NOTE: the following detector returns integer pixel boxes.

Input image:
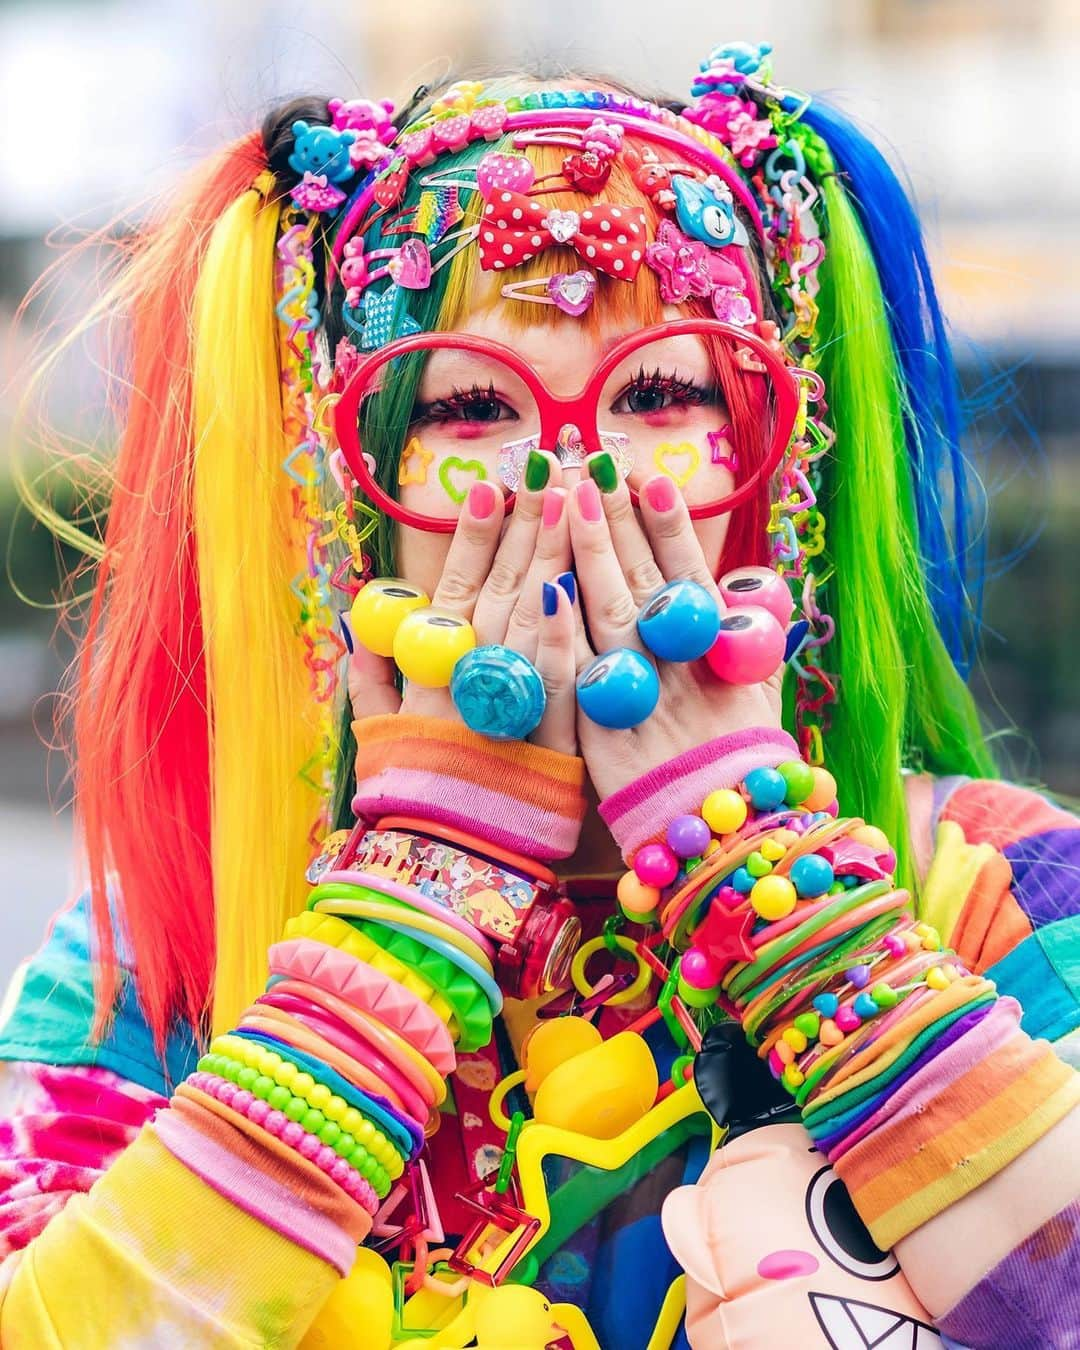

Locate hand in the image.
[564,465,786,800]
[347,460,579,755]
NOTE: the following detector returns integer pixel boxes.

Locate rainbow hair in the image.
[18,69,1002,1047]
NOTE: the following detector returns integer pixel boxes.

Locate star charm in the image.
[692,895,756,967]
[398,435,434,486]
[358,283,421,351]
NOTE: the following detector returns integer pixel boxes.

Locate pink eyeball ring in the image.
[718,566,794,629]
[705,606,786,685]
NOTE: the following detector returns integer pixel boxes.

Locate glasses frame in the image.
[334,317,801,534]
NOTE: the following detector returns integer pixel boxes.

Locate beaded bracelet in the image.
[187,1071,383,1211]
[209,1034,410,1169]
[199,1051,401,1187]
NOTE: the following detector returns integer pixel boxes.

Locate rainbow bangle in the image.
[187,1072,382,1211]
[209,1034,409,1171]
[198,1053,401,1189]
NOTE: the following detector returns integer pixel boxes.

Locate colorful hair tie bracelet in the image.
[308,883,495,975]
[207,1038,407,1172]
[267,937,456,1074]
[240,1006,432,1125]
[320,866,496,959]
[188,1071,385,1209]
[222,1029,422,1159]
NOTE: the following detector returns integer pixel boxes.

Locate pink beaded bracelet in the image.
[188,1071,381,1214]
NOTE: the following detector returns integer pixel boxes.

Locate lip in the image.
[808,1293,944,1349]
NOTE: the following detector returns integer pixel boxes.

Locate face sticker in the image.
[653,440,701,488]
[398,435,434,486]
[707,425,739,473]
[438,455,489,504]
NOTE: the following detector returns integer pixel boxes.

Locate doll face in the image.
[393,300,734,601]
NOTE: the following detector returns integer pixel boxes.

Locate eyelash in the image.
[412,382,514,425]
[612,366,717,410]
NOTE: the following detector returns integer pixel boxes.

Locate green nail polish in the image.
[524,450,550,492]
[587,451,619,494]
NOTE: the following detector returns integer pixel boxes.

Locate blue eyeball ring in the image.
[637,579,722,663]
[576,648,660,729]
[450,644,547,741]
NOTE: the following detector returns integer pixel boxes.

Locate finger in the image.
[504,485,572,660]
[347,641,402,720]
[637,473,723,596]
[567,476,641,653]
[473,451,562,646]
[430,480,506,619]
[532,578,577,755]
[583,451,664,606]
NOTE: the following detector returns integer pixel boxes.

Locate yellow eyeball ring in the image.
[393,606,477,687]
[570,935,653,1008]
[350,578,430,657]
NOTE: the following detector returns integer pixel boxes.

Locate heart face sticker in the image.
[388,239,432,289]
[654,441,701,489]
[438,456,489,504]
[547,269,596,317]
[477,151,535,197]
[543,208,580,244]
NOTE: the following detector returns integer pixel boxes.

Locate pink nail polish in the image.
[542,487,566,529]
[575,478,603,523]
[645,476,677,512]
[468,481,497,519]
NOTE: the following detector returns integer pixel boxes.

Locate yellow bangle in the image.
[571,935,652,1007]
[311,896,494,976]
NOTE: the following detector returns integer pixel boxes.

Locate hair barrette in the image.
[341,226,478,305]
[511,117,625,158]
[499,269,597,316]
[378,187,466,245]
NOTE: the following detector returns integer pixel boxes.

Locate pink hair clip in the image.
[512,117,625,159]
[499,268,597,316]
[340,227,478,305]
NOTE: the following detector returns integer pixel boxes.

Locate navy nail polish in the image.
[542,581,559,617]
[784,619,810,662]
[556,570,576,605]
[338,610,355,654]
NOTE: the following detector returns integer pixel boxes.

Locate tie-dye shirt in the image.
[0,769,1077,1346]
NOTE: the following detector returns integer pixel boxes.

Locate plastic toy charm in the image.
[350,578,430,657]
[637,579,722,663]
[671,173,749,248]
[718,565,794,628]
[393,608,477,687]
[705,607,786,684]
[576,648,660,728]
[450,645,547,740]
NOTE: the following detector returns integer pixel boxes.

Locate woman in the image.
[1,42,1077,1348]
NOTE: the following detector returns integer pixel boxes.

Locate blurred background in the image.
[2,0,1078,983]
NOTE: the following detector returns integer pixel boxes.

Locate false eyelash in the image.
[414,381,503,420]
[628,365,713,402]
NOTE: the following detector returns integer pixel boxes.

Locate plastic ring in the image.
[487,1069,528,1132]
[570,935,652,1007]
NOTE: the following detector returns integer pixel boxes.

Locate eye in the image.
[805,1166,900,1281]
[610,366,720,416]
[413,383,519,427]
[701,204,736,244]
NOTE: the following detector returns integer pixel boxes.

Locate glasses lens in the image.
[356,340,542,526]
[595,328,780,512]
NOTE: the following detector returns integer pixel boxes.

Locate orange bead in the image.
[803,767,838,812]
[616,871,661,917]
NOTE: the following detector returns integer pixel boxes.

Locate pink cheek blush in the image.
[757,1249,820,1281]
[453,425,484,440]
[642,411,673,428]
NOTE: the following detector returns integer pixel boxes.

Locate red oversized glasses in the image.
[334,317,800,534]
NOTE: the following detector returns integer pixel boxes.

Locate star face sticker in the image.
[693,895,756,967]
[358,283,421,352]
[398,435,434,486]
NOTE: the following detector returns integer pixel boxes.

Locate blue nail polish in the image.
[338,610,355,654]
[542,581,559,617]
[556,570,576,605]
[784,619,810,662]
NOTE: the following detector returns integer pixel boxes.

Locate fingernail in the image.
[644,475,677,512]
[541,487,565,529]
[525,449,550,492]
[468,480,497,519]
[542,581,559,617]
[556,570,576,605]
[587,451,618,494]
[575,478,603,523]
[784,619,811,662]
[338,610,354,655]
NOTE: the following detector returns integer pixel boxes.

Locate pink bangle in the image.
[267,937,456,1075]
[256,989,437,1107]
[188,1072,381,1214]
[322,867,496,960]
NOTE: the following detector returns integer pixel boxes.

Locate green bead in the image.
[252,1075,275,1099]
[318,1122,341,1148]
[778,759,816,806]
[505,96,523,112]
[372,1167,390,1195]
[197,1054,213,1073]
[333,1133,356,1159]
[348,1146,369,1171]
[746,851,773,878]
[678,977,719,1009]
[237,1066,258,1090]
[793,1012,821,1039]
[360,1155,379,1181]
[828,881,846,895]
[223,1059,241,1082]
[284,1097,307,1122]
[300,1109,326,1135]
[268,1084,291,1111]
[871,982,899,1009]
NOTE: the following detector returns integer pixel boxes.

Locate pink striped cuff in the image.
[154,1110,358,1276]
[598,727,800,862]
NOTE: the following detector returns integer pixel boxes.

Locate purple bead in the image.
[667,813,712,859]
[845,964,870,989]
